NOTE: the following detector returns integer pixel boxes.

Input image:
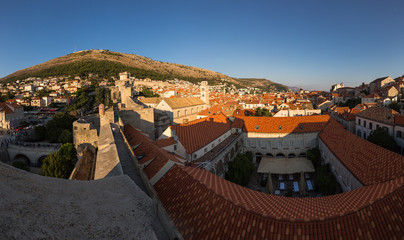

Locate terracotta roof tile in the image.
[171,113,232,154]
[123,124,183,180]
[154,137,176,147]
[319,119,404,185]
[240,115,330,133]
[356,107,398,125]
[154,165,404,239]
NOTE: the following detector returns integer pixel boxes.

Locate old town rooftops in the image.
[239,115,330,133]
[171,113,232,154]
[319,119,404,185]
[154,165,404,239]
[356,107,399,125]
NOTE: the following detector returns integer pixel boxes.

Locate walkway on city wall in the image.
[0,162,166,239]
[257,157,315,174]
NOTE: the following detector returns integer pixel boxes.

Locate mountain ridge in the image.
[0,49,290,92]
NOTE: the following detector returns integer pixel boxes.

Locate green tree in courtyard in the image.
[225,153,254,186]
[46,112,76,143]
[315,164,337,196]
[58,129,73,144]
[367,127,400,153]
[307,148,321,167]
[41,143,77,179]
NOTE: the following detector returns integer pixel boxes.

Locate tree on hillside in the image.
[367,127,400,153]
[225,153,254,186]
[41,143,78,179]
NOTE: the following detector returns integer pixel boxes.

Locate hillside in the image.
[1,49,289,92]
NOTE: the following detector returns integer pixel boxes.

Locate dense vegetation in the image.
[41,143,78,179]
[337,98,361,108]
[236,78,290,92]
[45,112,76,143]
[225,152,254,186]
[95,87,112,107]
[367,127,400,153]
[140,88,160,98]
[307,148,321,168]
[4,60,222,85]
[254,107,273,117]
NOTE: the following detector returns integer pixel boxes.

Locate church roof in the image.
[163,97,206,109]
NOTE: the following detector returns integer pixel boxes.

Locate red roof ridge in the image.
[156,165,404,232]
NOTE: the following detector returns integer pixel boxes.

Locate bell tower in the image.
[200,81,209,105]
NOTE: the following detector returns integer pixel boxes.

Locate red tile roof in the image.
[319,119,404,185]
[155,165,404,239]
[171,113,232,154]
[240,115,330,133]
[154,137,176,147]
[123,124,184,180]
[356,107,398,125]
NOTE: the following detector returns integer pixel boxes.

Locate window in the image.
[369,122,373,129]
[247,140,250,147]
[376,124,379,129]
[257,140,261,148]
[301,141,304,148]
[184,110,187,116]
[174,145,177,151]
[177,111,180,118]
[219,138,221,143]
[290,141,293,149]
[204,148,208,153]
[197,107,199,112]
[212,143,215,148]
[363,120,366,128]
[382,126,388,132]
[74,126,78,130]
[266,141,271,149]
[191,108,193,114]
[358,119,361,125]
[279,141,282,149]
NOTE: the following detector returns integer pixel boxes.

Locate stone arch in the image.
[37,155,48,168]
[224,153,230,164]
[276,153,286,158]
[255,152,263,163]
[216,160,223,174]
[288,153,296,158]
[299,152,307,157]
[265,153,273,157]
[13,154,31,167]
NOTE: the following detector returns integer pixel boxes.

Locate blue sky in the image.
[1,0,403,90]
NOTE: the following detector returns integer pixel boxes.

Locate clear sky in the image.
[1,0,403,90]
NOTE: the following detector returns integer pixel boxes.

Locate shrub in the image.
[315,164,337,196]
